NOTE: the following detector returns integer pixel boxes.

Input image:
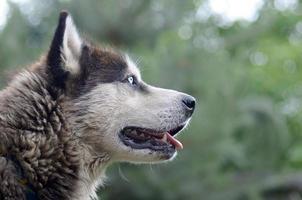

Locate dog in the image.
[0,11,195,200]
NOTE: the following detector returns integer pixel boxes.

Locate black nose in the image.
[182,95,196,113]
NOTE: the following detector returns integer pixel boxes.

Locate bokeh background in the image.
[1,0,302,199]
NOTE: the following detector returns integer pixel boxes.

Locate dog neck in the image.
[66,103,112,200]
[75,145,111,200]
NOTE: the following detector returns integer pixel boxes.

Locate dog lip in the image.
[119,124,186,152]
[119,131,175,152]
[121,123,186,137]
[168,124,186,136]
[121,126,165,138]
[119,127,173,151]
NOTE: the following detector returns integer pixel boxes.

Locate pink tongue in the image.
[166,133,183,150]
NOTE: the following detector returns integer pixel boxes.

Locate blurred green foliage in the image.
[1,0,302,199]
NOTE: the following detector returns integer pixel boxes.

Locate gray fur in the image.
[0,11,195,199]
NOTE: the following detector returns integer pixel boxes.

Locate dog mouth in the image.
[119,125,185,152]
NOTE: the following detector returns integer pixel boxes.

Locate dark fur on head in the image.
[70,45,128,97]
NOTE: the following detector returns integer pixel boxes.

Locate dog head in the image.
[46,11,195,163]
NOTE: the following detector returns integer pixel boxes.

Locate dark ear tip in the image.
[59,10,69,20]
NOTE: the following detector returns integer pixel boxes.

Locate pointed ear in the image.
[47,11,82,76]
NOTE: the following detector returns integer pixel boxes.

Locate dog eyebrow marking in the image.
[125,55,141,81]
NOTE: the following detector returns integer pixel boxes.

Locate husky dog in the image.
[0,11,195,200]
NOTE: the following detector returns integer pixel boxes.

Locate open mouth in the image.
[119,125,185,152]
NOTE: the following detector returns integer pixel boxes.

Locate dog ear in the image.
[47,11,82,80]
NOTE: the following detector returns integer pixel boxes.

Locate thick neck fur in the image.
[0,67,110,200]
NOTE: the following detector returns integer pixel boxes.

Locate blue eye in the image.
[128,76,134,85]
[124,75,138,87]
